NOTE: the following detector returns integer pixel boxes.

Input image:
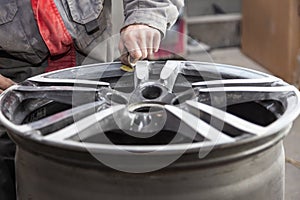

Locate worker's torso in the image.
[0,0,112,82]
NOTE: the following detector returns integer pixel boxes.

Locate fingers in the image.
[118,40,131,66]
[127,39,142,62]
[119,39,140,66]
[147,33,154,56]
[0,74,15,93]
[139,32,147,59]
[153,31,160,53]
[119,24,161,65]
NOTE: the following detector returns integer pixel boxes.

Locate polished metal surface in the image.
[0,61,299,150]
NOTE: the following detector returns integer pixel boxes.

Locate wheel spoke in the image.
[160,61,184,92]
[265,94,300,134]
[25,101,109,136]
[28,76,110,87]
[186,100,266,135]
[134,61,150,88]
[44,105,125,141]
[197,85,295,106]
[44,62,125,80]
[13,85,102,106]
[192,77,281,87]
[165,105,234,143]
[183,61,273,80]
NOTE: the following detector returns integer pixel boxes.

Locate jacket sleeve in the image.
[122,0,184,36]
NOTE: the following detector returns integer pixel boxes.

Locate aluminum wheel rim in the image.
[0,61,299,154]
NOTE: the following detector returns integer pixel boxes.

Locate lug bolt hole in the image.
[142,86,162,100]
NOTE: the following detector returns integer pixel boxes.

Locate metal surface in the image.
[0,61,299,199]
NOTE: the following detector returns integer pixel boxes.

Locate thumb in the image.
[0,74,15,91]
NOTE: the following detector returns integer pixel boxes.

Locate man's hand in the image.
[119,24,161,66]
[0,74,15,93]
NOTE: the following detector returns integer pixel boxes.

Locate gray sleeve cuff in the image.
[121,0,183,37]
[122,10,168,36]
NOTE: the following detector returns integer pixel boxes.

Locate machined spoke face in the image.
[25,101,109,136]
[13,85,103,106]
[39,62,126,80]
[185,101,266,135]
[44,105,125,141]
[196,85,295,106]
[160,60,184,92]
[1,61,299,150]
[192,77,281,87]
[198,85,295,92]
[28,76,110,87]
[165,105,235,144]
[134,61,150,87]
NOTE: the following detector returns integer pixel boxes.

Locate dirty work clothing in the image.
[0,0,183,68]
[0,0,183,199]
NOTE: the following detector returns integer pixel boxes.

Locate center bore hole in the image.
[134,106,163,113]
[142,86,162,100]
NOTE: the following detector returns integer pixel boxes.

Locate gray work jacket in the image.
[0,0,183,82]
